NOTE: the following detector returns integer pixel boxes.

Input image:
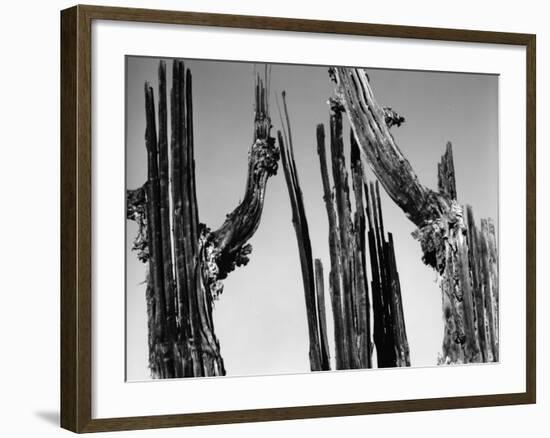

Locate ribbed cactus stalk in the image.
[332,67,498,364]
[127,60,279,378]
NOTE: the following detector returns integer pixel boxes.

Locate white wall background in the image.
[0,0,545,436]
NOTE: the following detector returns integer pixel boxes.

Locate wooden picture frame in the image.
[60,4,536,433]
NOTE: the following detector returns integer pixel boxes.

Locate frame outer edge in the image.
[60,5,79,433]
[60,4,537,432]
[76,4,534,45]
[61,4,94,433]
[77,3,94,433]
[525,34,536,404]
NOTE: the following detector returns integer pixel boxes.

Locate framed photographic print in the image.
[60,4,536,433]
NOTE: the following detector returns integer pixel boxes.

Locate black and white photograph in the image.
[125,56,499,381]
[1,0,543,435]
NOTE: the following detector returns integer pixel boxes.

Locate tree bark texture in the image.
[332,67,499,364]
[127,60,279,378]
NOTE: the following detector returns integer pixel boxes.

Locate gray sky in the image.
[125,56,498,381]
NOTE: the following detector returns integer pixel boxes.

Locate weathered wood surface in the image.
[350,133,372,369]
[331,68,448,228]
[465,210,499,363]
[332,67,499,364]
[278,91,407,371]
[208,74,279,285]
[316,123,346,370]
[157,62,178,364]
[144,79,171,377]
[314,104,408,370]
[278,91,328,371]
[127,60,279,378]
[315,259,331,371]
[366,181,410,367]
[168,60,194,376]
[329,107,356,368]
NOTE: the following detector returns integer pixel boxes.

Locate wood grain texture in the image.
[60,6,77,432]
[126,62,280,379]
[329,108,355,367]
[278,92,325,371]
[350,133,372,368]
[316,123,346,369]
[314,259,331,370]
[333,67,502,365]
[317,110,406,371]
[365,181,409,368]
[61,4,93,432]
[60,4,536,432]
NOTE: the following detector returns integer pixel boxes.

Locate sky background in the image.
[125,56,498,381]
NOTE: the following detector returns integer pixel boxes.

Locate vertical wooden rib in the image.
[329,109,356,368]
[169,61,197,376]
[157,62,177,362]
[439,143,479,363]
[458,232,480,363]
[437,141,457,200]
[316,123,346,369]
[487,218,499,360]
[186,69,200,252]
[480,219,498,361]
[315,259,331,371]
[466,205,488,361]
[278,92,324,371]
[144,82,169,376]
[376,179,396,360]
[369,182,392,367]
[350,131,371,368]
[367,181,411,367]
[170,61,184,327]
[176,63,198,368]
[180,66,210,375]
[387,233,410,366]
[365,180,385,367]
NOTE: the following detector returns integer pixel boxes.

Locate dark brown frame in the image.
[60,4,536,433]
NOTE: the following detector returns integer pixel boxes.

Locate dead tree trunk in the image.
[276,90,408,371]
[316,123,346,369]
[332,67,499,364]
[315,106,408,370]
[127,60,279,378]
[328,107,358,369]
[277,92,329,371]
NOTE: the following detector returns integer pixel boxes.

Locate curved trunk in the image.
[332,67,498,364]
